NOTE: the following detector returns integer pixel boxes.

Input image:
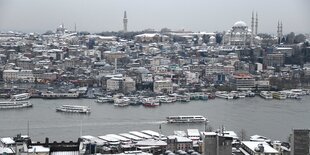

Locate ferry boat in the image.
[56,105,90,114]
[41,92,80,99]
[166,115,208,123]
[10,93,31,101]
[259,91,273,99]
[0,101,33,109]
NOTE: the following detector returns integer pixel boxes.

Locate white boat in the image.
[272,92,287,100]
[166,115,208,123]
[114,97,130,107]
[259,91,273,99]
[142,97,160,107]
[56,105,90,114]
[156,96,175,103]
[96,97,114,103]
[0,101,33,109]
[10,93,31,101]
[215,91,234,99]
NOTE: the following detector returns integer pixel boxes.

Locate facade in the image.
[107,77,123,91]
[202,132,233,155]
[153,79,173,94]
[264,53,285,67]
[3,69,34,82]
[123,77,136,93]
[166,135,193,152]
[230,73,255,90]
[290,129,310,155]
[185,71,199,85]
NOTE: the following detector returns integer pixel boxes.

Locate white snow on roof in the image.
[135,139,167,146]
[28,145,50,153]
[0,137,15,145]
[167,135,192,143]
[242,141,279,153]
[187,129,200,137]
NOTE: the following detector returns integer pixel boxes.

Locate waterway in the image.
[0,96,309,142]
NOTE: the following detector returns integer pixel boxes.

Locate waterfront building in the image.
[230,73,255,90]
[166,135,193,152]
[153,79,173,94]
[107,77,123,91]
[290,129,310,155]
[123,77,136,93]
[201,132,233,155]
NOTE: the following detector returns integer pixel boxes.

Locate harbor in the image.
[0,96,309,142]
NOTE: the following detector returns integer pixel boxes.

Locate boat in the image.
[166,115,208,123]
[259,91,273,99]
[56,105,90,113]
[41,92,80,99]
[0,101,33,109]
[96,96,114,103]
[169,94,190,102]
[142,97,160,107]
[272,92,287,100]
[10,93,31,101]
[114,97,130,107]
[156,96,175,103]
[215,91,234,99]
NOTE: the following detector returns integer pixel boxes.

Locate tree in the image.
[202,34,210,44]
[239,129,247,141]
[294,34,306,43]
[286,32,295,44]
[215,33,223,44]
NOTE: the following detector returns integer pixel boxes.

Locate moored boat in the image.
[142,97,160,107]
[56,105,90,114]
[259,91,273,99]
[10,93,31,101]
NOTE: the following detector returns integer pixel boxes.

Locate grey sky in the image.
[0,0,309,34]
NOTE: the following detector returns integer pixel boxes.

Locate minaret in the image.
[255,12,258,35]
[123,11,128,32]
[251,11,254,46]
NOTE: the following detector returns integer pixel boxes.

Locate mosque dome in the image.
[233,21,247,27]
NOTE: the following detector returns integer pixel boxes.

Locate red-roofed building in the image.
[230,73,255,90]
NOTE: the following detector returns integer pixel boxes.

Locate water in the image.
[0,96,309,142]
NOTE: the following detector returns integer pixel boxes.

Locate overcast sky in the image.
[0,0,309,34]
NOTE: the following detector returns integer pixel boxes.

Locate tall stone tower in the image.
[123,11,128,32]
[255,12,258,35]
[251,11,254,46]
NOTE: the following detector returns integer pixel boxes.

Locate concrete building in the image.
[230,73,255,90]
[202,132,233,155]
[107,77,123,91]
[166,135,193,152]
[264,53,285,67]
[205,63,224,75]
[185,71,199,85]
[153,79,173,94]
[123,77,136,93]
[290,129,310,155]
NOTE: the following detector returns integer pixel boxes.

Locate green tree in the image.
[286,32,295,44]
[294,34,306,43]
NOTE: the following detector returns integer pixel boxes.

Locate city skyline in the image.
[0,0,309,34]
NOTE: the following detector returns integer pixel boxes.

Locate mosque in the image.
[223,12,261,46]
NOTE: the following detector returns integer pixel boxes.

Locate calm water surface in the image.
[0,96,309,142]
